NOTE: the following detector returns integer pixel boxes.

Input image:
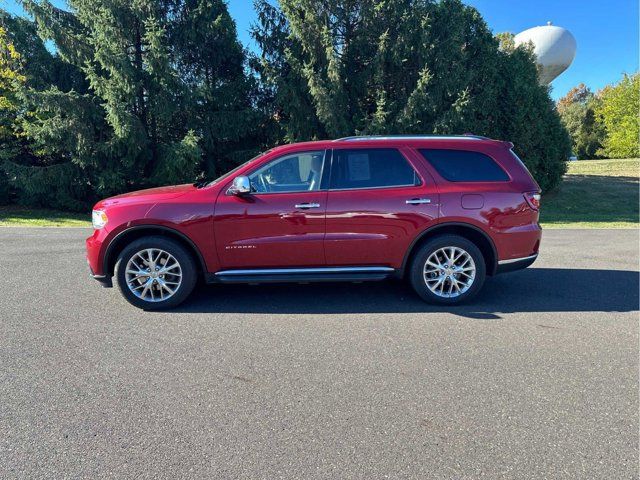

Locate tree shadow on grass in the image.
[173,268,639,319]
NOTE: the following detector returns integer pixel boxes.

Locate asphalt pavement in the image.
[0,227,638,479]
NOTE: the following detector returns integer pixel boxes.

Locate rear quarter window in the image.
[419,149,509,182]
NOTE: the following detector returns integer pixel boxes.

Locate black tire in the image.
[115,236,197,310]
[409,235,486,305]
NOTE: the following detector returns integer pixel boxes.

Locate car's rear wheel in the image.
[115,236,197,310]
[409,235,486,305]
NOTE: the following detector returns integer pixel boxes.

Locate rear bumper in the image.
[496,253,538,274]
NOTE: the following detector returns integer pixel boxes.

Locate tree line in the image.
[557,74,639,160]
[0,0,573,212]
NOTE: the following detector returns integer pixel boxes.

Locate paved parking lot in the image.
[1,227,638,479]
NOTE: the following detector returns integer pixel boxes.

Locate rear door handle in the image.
[295,202,321,209]
[406,198,431,205]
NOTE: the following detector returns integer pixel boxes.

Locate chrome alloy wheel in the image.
[423,246,476,298]
[125,248,182,303]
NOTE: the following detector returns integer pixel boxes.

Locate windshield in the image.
[206,150,272,187]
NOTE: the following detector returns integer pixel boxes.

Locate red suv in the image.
[86,135,541,309]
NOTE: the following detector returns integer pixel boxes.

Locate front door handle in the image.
[406,198,431,205]
[295,202,321,209]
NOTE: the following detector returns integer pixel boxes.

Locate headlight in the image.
[92,210,108,229]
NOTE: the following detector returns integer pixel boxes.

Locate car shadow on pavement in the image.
[171,268,640,319]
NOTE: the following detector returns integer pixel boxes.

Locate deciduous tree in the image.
[0,24,25,202]
[596,73,639,159]
[557,84,605,159]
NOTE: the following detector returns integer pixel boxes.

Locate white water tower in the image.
[514,22,577,85]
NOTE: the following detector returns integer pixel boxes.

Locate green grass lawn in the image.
[540,158,639,228]
[0,158,638,228]
[0,206,90,227]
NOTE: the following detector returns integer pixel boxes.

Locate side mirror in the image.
[228,175,251,195]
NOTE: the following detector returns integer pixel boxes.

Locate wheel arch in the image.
[400,222,498,277]
[103,225,207,278]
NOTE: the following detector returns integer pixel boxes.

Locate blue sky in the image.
[3,0,638,100]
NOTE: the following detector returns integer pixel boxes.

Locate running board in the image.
[208,266,395,284]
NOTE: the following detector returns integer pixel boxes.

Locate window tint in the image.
[330,148,419,190]
[419,149,509,182]
[248,151,325,193]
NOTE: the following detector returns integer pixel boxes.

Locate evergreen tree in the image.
[492,45,570,190]
[23,0,199,187]
[1,9,106,210]
[253,0,571,191]
[171,0,265,176]
[0,12,97,209]
[12,0,260,209]
[251,0,325,141]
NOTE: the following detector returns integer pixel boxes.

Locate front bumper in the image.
[496,254,538,274]
[88,262,112,288]
[86,229,113,287]
[90,272,112,288]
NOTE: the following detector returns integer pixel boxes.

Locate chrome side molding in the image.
[215,266,394,276]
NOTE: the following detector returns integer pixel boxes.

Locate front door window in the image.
[249,151,326,193]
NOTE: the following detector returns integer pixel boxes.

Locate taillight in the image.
[524,192,541,211]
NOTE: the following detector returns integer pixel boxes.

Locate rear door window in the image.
[330,148,419,190]
[419,149,509,182]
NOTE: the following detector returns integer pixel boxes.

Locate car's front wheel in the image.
[115,236,197,310]
[409,235,486,305]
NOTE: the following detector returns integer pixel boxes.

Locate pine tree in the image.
[253,0,571,191]
[171,0,265,177]
[16,0,260,208]
[23,0,196,183]
[252,0,325,141]
[1,9,107,209]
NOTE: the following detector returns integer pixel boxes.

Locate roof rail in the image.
[335,134,488,142]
